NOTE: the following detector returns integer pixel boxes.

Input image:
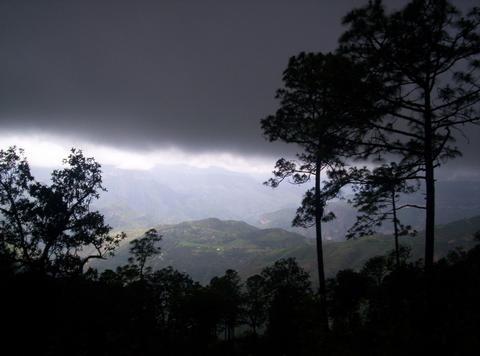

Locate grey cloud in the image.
[0,0,479,170]
[0,0,353,155]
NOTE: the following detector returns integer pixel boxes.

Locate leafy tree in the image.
[184,285,223,348]
[361,255,389,287]
[243,274,268,335]
[260,258,312,297]
[149,266,197,334]
[0,147,32,264]
[340,0,480,271]
[209,269,243,341]
[128,228,162,280]
[0,146,125,275]
[361,246,412,287]
[99,268,126,286]
[110,264,141,285]
[260,258,315,354]
[328,269,369,331]
[261,52,381,330]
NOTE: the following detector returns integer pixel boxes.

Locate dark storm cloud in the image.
[0,0,382,155]
[0,0,479,164]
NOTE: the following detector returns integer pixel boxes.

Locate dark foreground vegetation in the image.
[2,236,480,356]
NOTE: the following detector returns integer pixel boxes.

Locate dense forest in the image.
[1,0,480,355]
[2,231,480,356]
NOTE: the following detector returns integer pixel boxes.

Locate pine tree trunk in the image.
[391,190,400,267]
[425,161,435,271]
[315,160,329,332]
[424,105,436,326]
[424,89,435,273]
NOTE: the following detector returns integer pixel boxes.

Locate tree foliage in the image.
[0,146,125,275]
[346,164,419,239]
[243,274,268,335]
[209,269,243,341]
[329,163,421,266]
[128,228,162,280]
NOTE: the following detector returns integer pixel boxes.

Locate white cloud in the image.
[0,132,274,175]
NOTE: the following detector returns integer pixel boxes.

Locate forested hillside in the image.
[96,215,480,284]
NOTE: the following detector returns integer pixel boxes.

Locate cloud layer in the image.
[0,0,361,155]
[0,0,478,174]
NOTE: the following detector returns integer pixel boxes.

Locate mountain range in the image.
[95,215,480,285]
[64,166,480,240]
[31,163,480,283]
[32,165,480,242]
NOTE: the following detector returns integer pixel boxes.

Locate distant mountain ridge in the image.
[32,165,480,242]
[94,167,480,241]
[96,215,480,285]
[256,180,480,240]
[92,165,305,229]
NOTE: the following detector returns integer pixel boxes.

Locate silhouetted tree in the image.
[340,0,480,271]
[361,255,389,287]
[99,268,125,286]
[328,269,369,332]
[110,264,141,285]
[243,274,268,336]
[128,228,162,280]
[184,285,223,352]
[0,146,125,275]
[347,163,420,266]
[261,52,382,330]
[260,258,314,354]
[209,269,243,341]
[149,266,198,350]
[361,246,412,287]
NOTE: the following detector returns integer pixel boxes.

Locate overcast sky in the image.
[0,0,479,175]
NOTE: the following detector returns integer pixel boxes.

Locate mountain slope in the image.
[98,218,313,283]
[298,215,480,281]
[96,215,480,285]
[256,180,480,241]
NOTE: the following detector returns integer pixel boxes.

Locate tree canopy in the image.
[0,146,125,275]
